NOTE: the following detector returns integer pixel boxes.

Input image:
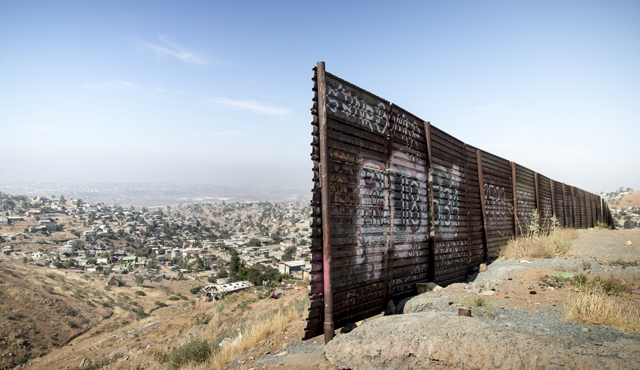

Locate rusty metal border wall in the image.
[305,64,613,340]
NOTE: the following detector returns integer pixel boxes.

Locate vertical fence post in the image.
[534,172,541,227]
[562,183,568,228]
[511,162,518,237]
[317,61,333,344]
[599,196,604,224]
[550,179,556,220]
[423,122,436,282]
[591,194,596,227]
[577,189,583,229]
[476,150,488,262]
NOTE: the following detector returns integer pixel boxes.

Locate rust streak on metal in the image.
[317,61,334,344]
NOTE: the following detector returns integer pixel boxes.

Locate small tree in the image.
[282,246,297,262]
[249,238,261,247]
[230,250,241,276]
[135,274,144,286]
[216,268,229,279]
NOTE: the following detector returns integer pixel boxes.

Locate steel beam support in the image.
[534,172,541,227]
[511,162,518,237]
[317,61,334,344]
[476,150,488,262]
[550,179,556,220]
[423,121,436,282]
[562,183,568,228]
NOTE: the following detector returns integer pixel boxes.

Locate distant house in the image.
[278,260,305,275]
[3,245,13,254]
[120,255,137,269]
[0,217,8,226]
[105,275,122,287]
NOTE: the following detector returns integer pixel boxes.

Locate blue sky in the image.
[1,1,638,193]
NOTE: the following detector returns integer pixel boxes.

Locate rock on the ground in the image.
[479,263,488,272]
[402,290,455,314]
[416,282,442,294]
[324,312,640,370]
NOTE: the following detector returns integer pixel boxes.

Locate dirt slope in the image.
[0,266,111,369]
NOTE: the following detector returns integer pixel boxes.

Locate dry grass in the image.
[564,286,640,333]
[154,295,310,370]
[500,227,578,260]
[210,299,305,369]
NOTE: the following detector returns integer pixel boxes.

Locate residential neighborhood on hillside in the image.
[0,191,313,285]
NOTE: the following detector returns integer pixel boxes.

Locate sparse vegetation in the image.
[565,285,640,333]
[153,338,215,369]
[501,210,578,260]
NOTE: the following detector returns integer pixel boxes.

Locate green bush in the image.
[168,296,180,301]
[135,291,146,296]
[155,301,168,307]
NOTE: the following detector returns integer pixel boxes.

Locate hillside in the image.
[0,265,111,369]
[0,259,210,370]
[612,190,640,208]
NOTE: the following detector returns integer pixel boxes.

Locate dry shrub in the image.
[500,227,579,260]
[500,235,555,260]
[564,286,640,333]
[599,272,640,292]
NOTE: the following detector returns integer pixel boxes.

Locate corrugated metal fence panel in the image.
[480,150,514,257]
[306,66,615,340]
[465,145,485,268]
[537,173,553,231]
[324,72,391,330]
[553,181,565,227]
[388,105,431,302]
[595,196,602,225]
[430,125,470,286]
[515,164,536,234]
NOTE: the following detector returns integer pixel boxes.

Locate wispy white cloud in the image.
[206,97,290,117]
[22,124,50,132]
[142,34,207,65]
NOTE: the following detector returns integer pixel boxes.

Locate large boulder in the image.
[324,312,639,369]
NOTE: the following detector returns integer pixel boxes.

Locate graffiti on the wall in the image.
[484,184,507,216]
[433,164,463,240]
[326,80,388,134]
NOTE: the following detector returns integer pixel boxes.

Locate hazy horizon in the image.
[2,1,639,194]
